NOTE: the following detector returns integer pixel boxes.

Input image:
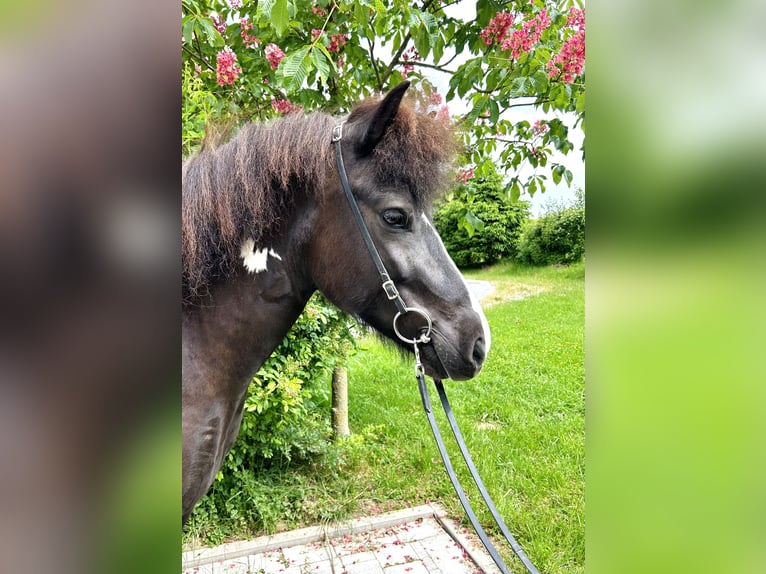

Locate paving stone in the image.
[378,541,420,568]
[281,540,332,567]
[182,505,493,574]
[391,518,442,543]
[247,549,291,573]
[383,561,431,574]
[417,534,479,574]
[343,558,386,574]
[339,550,381,567]
[409,541,438,572]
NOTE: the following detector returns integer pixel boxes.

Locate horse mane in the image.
[182,94,457,305]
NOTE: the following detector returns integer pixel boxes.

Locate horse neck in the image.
[183,199,318,389]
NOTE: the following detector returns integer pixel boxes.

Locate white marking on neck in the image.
[421,214,492,353]
[268,248,282,261]
[240,239,282,274]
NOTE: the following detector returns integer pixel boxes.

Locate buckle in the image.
[382,279,399,300]
[332,124,343,142]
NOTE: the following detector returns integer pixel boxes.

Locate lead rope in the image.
[414,342,541,574]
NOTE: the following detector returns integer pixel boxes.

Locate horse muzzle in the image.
[422,326,487,381]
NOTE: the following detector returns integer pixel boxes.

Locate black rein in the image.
[332,123,541,574]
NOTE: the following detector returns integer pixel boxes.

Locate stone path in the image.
[182,504,501,574]
[465,280,495,302]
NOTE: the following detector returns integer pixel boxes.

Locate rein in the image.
[333,124,541,574]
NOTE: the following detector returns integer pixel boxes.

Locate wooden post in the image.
[331,365,350,437]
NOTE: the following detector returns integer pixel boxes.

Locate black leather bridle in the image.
[333,123,541,574]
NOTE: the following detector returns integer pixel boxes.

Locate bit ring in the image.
[393,307,433,345]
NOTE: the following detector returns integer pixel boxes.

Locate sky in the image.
[413,1,585,216]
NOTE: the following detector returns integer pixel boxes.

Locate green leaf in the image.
[312,47,334,83]
[575,91,585,114]
[489,99,500,124]
[564,169,573,186]
[272,0,289,37]
[552,164,565,185]
[433,37,444,63]
[414,26,431,59]
[510,179,521,202]
[509,76,532,98]
[467,95,487,123]
[280,46,312,90]
[182,16,196,45]
[461,209,485,237]
[528,178,537,196]
[198,17,218,45]
[354,2,367,27]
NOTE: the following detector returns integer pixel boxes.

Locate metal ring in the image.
[393,307,433,345]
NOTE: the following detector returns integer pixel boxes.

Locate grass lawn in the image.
[185,260,584,574]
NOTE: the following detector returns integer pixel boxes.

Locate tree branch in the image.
[407,60,457,75]
[486,137,528,145]
[505,98,552,108]
[381,32,411,86]
[182,45,215,72]
[366,35,382,90]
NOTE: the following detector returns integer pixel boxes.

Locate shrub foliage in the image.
[516,188,585,265]
[434,168,530,267]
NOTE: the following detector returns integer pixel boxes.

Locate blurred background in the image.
[0,1,764,573]
[0,1,180,573]
[587,1,766,573]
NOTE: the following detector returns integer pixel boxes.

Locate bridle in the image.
[333,123,541,574]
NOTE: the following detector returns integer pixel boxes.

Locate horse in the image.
[181,81,491,524]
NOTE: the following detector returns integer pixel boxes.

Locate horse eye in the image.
[381,209,409,229]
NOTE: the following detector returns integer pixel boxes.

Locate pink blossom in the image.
[240,17,260,49]
[532,119,548,136]
[547,9,585,82]
[424,92,449,122]
[216,47,240,86]
[311,3,326,17]
[228,0,242,8]
[271,98,302,115]
[480,12,514,46]
[328,34,347,53]
[265,43,285,70]
[547,29,585,83]
[210,14,227,36]
[401,46,420,78]
[311,29,323,42]
[455,166,475,185]
[500,9,551,60]
[567,7,585,32]
[336,56,345,72]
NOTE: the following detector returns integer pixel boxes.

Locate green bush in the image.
[187,294,356,535]
[516,189,585,265]
[434,169,530,267]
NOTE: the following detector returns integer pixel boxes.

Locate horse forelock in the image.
[182,112,335,304]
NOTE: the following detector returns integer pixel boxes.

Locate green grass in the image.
[184,261,584,573]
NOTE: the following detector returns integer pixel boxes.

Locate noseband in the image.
[333,124,540,574]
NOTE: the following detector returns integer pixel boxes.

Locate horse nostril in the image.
[472,337,486,367]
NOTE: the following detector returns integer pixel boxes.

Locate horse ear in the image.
[359,80,410,155]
